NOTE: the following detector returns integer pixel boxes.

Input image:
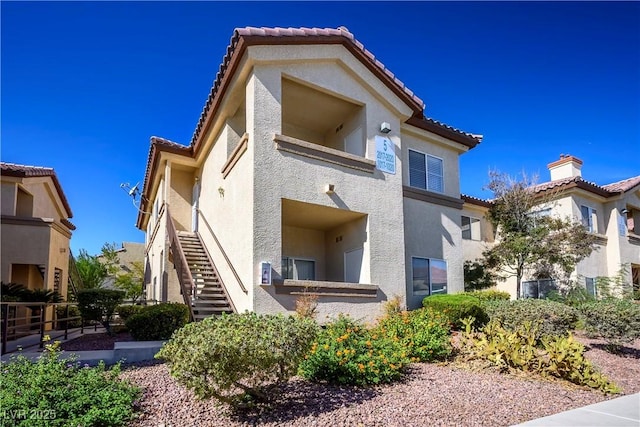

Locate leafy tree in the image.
[75,249,108,289]
[482,171,598,298]
[463,260,497,291]
[99,242,121,276]
[114,261,144,303]
[77,289,125,335]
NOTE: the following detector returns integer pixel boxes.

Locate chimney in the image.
[547,154,583,181]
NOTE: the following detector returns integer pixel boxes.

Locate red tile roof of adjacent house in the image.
[602,175,640,193]
[531,174,640,198]
[461,194,493,207]
[137,26,483,229]
[1,162,73,218]
[461,173,640,209]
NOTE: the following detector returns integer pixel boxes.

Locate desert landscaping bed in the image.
[116,335,639,427]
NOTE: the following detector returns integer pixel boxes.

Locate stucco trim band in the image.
[222,133,249,178]
[272,280,378,298]
[627,233,640,245]
[402,186,464,210]
[274,134,376,173]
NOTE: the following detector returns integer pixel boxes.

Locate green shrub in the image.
[485,299,579,340]
[0,338,140,426]
[546,285,596,307]
[579,299,640,352]
[55,305,82,329]
[422,294,489,329]
[126,303,190,341]
[462,290,511,302]
[117,304,144,322]
[299,315,409,386]
[458,320,619,394]
[77,289,125,335]
[376,308,451,362]
[157,312,318,407]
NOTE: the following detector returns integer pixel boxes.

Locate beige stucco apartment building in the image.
[461,155,640,299]
[1,162,75,300]
[137,27,482,320]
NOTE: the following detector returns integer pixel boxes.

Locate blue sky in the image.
[2,1,639,255]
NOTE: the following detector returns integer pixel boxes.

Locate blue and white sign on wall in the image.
[375,135,396,174]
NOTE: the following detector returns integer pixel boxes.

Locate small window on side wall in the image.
[461,216,481,240]
[408,149,444,193]
[585,277,596,297]
[412,257,447,296]
[281,257,316,280]
[581,205,597,233]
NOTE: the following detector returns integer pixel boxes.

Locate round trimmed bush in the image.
[579,299,640,351]
[125,303,190,341]
[485,299,579,339]
[117,304,144,322]
[157,312,318,407]
[422,294,489,329]
[462,290,511,302]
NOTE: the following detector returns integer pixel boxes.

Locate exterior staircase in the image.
[176,231,234,321]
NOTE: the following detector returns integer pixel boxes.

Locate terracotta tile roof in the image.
[189,26,481,151]
[1,162,73,217]
[602,175,640,193]
[137,137,192,226]
[461,194,492,208]
[531,176,625,198]
[137,26,483,229]
[61,218,76,231]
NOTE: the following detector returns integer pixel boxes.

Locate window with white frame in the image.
[461,216,481,240]
[412,257,447,296]
[408,149,444,193]
[580,205,597,233]
[281,257,316,280]
[585,277,596,297]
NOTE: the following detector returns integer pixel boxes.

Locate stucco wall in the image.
[1,223,51,283]
[1,182,17,216]
[247,55,409,322]
[168,168,194,232]
[198,119,254,313]
[403,198,464,309]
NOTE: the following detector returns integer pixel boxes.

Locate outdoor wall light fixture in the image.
[621,208,629,215]
[325,184,335,194]
[380,122,391,134]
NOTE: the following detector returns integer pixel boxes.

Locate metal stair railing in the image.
[165,207,196,321]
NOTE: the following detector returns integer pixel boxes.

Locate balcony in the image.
[276,198,377,298]
[279,77,371,172]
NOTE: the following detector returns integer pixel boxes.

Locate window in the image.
[461,216,481,240]
[585,277,596,297]
[282,257,316,280]
[408,149,444,193]
[581,205,597,233]
[412,257,447,296]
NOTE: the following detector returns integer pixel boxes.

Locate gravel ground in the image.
[119,336,640,427]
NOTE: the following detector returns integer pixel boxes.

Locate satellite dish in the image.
[128,182,139,197]
[120,182,151,214]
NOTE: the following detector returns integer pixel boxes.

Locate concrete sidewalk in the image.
[515,393,640,426]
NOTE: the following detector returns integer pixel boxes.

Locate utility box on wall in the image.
[260,262,272,285]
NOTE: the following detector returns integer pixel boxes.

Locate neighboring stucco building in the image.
[1,162,75,300]
[461,155,640,299]
[99,242,145,292]
[137,26,482,321]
